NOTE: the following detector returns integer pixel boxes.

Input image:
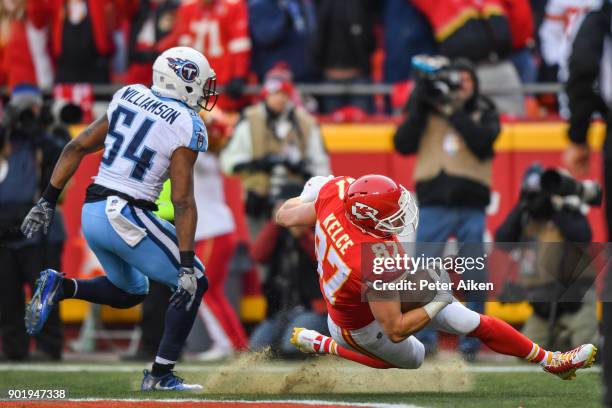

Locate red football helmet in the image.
[344,175,418,238]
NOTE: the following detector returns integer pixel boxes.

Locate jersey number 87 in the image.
[314,222,352,305]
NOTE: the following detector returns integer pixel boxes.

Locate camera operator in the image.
[220,67,330,238]
[248,184,329,358]
[0,85,69,361]
[496,164,598,351]
[393,56,500,360]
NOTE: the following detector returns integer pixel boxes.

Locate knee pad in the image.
[411,338,425,369]
[388,336,425,370]
[397,336,425,369]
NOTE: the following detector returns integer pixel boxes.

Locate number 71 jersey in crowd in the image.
[94,84,208,202]
[314,176,405,330]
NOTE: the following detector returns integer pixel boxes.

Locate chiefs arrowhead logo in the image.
[352,202,379,220]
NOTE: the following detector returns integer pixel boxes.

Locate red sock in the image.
[315,334,395,369]
[335,344,395,369]
[468,315,551,364]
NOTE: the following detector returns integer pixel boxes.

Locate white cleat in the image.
[542,344,597,380]
[290,327,336,354]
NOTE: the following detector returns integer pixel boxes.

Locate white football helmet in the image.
[152,47,218,111]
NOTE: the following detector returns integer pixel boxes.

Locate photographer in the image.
[495,164,598,351]
[393,56,500,359]
[0,85,68,361]
[248,184,328,357]
[220,67,330,237]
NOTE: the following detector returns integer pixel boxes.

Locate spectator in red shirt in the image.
[1,0,54,89]
[412,0,525,116]
[159,0,252,111]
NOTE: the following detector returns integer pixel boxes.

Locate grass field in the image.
[0,356,603,408]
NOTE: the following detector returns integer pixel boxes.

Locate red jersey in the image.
[314,177,404,330]
[159,0,251,87]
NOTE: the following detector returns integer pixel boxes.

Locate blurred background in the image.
[0,2,609,401]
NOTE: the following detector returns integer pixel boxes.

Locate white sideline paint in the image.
[0,363,601,373]
[57,398,424,408]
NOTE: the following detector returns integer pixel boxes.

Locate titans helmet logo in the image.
[166,57,199,83]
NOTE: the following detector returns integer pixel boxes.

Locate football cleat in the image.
[141,369,203,391]
[542,344,597,380]
[25,269,64,336]
[290,327,337,355]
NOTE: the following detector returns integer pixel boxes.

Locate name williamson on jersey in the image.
[120,87,183,125]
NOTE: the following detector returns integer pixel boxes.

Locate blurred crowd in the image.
[0,0,603,116]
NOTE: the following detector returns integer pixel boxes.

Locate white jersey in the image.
[94,84,208,202]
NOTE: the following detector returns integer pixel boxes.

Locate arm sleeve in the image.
[219,120,253,174]
[392,94,429,155]
[566,7,610,145]
[249,0,289,47]
[449,104,500,160]
[228,1,252,79]
[495,204,524,242]
[306,126,331,176]
[551,209,592,243]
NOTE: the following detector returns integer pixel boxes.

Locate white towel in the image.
[105,196,147,247]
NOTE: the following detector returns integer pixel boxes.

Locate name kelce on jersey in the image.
[120,87,182,125]
[321,212,354,255]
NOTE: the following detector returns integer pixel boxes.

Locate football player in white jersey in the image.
[21,47,217,391]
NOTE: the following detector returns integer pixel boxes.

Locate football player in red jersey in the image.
[276,174,596,379]
[158,0,251,111]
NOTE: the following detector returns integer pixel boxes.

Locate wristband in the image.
[42,183,62,205]
[423,301,449,319]
[180,250,195,268]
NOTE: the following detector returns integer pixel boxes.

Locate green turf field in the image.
[0,360,603,408]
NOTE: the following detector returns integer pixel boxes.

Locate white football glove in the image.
[170,267,198,311]
[299,175,333,203]
[423,268,454,318]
